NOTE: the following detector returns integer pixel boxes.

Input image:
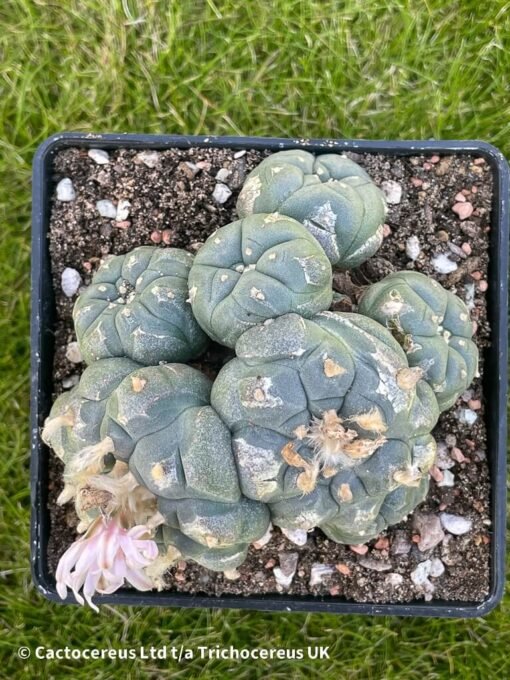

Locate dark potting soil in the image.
[46,145,493,604]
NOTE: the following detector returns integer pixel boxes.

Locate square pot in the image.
[31,133,509,617]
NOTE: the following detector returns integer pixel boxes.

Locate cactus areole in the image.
[40,147,481,612]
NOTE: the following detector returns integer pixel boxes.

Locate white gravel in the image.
[136,150,160,168]
[56,178,76,202]
[215,168,231,182]
[61,268,82,297]
[87,148,110,165]
[65,341,82,364]
[115,199,131,221]
[405,235,421,261]
[456,408,478,426]
[437,469,455,487]
[381,180,402,204]
[440,513,473,535]
[96,199,117,218]
[431,253,458,274]
[280,527,308,546]
[309,563,334,587]
[212,183,232,204]
[252,524,273,549]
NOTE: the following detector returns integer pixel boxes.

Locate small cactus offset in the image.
[73,246,209,365]
[236,150,387,268]
[358,271,478,411]
[187,213,333,347]
[211,312,439,544]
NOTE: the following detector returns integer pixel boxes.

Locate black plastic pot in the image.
[31,133,509,617]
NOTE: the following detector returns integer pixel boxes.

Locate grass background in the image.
[1,0,509,677]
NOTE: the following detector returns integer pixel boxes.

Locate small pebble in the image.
[436,230,449,242]
[335,563,351,576]
[410,177,423,187]
[264,558,276,569]
[215,168,231,182]
[381,180,402,204]
[437,469,455,487]
[212,183,232,204]
[386,573,404,587]
[413,513,445,552]
[454,191,466,203]
[430,155,440,164]
[115,220,131,229]
[461,242,472,255]
[349,544,369,555]
[162,229,173,245]
[429,465,444,483]
[329,585,341,596]
[440,513,473,535]
[116,199,131,221]
[431,253,458,274]
[374,537,390,551]
[61,267,82,297]
[435,441,455,470]
[281,527,308,546]
[429,558,445,578]
[223,568,240,581]
[470,270,482,281]
[96,199,117,218]
[464,282,476,310]
[252,523,273,549]
[391,531,411,555]
[56,178,76,202]
[88,148,110,165]
[450,447,466,463]
[358,557,392,572]
[382,223,392,238]
[410,560,435,600]
[136,150,160,168]
[234,150,247,159]
[468,398,481,410]
[309,563,334,587]
[62,374,79,389]
[457,408,478,426]
[65,341,82,364]
[189,241,204,252]
[405,235,421,261]
[174,572,186,583]
[273,552,299,589]
[150,230,162,244]
[452,202,474,220]
[473,157,485,165]
[478,280,488,292]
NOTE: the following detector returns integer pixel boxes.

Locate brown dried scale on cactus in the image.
[358,271,479,411]
[211,312,439,544]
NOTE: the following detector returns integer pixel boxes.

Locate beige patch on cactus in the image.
[323,357,346,377]
[187,286,197,303]
[296,467,319,494]
[238,175,262,214]
[338,483,353,502]
[322,465,337,478]
[281,442,309,469]
[396,367,424,390]
[281,442,318,495]
[131,376,147,393]
[41,409,75,451]
[293,425,308,440]
[151,462,166,484]
[347,407,387,434]
[393,466,422,487]
[250,287,265,301]
[263,212,281,223]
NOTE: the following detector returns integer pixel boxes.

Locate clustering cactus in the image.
[358,271,478,410]
[236,150,387,268]
[43,148,480,610]
[188,213,333,347]
[74,246,209,365]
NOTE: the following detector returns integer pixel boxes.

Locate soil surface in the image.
[46,145,493,604]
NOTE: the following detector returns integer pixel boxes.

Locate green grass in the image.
[1,0,510,677]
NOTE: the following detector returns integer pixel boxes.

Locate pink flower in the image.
[56,514,159,612]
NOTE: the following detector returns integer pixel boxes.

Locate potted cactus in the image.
[31,134,509,617]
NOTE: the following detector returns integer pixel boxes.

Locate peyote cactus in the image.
[358,271,478,411]
[45,362,270,584]
[211,312,439,544]
[73,246,209,365]
[236,150,387,268]
[43,146,482,611]
[187,213,333,347]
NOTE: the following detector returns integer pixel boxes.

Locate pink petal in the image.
[124,566,154,591]
[83,571,101,613]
